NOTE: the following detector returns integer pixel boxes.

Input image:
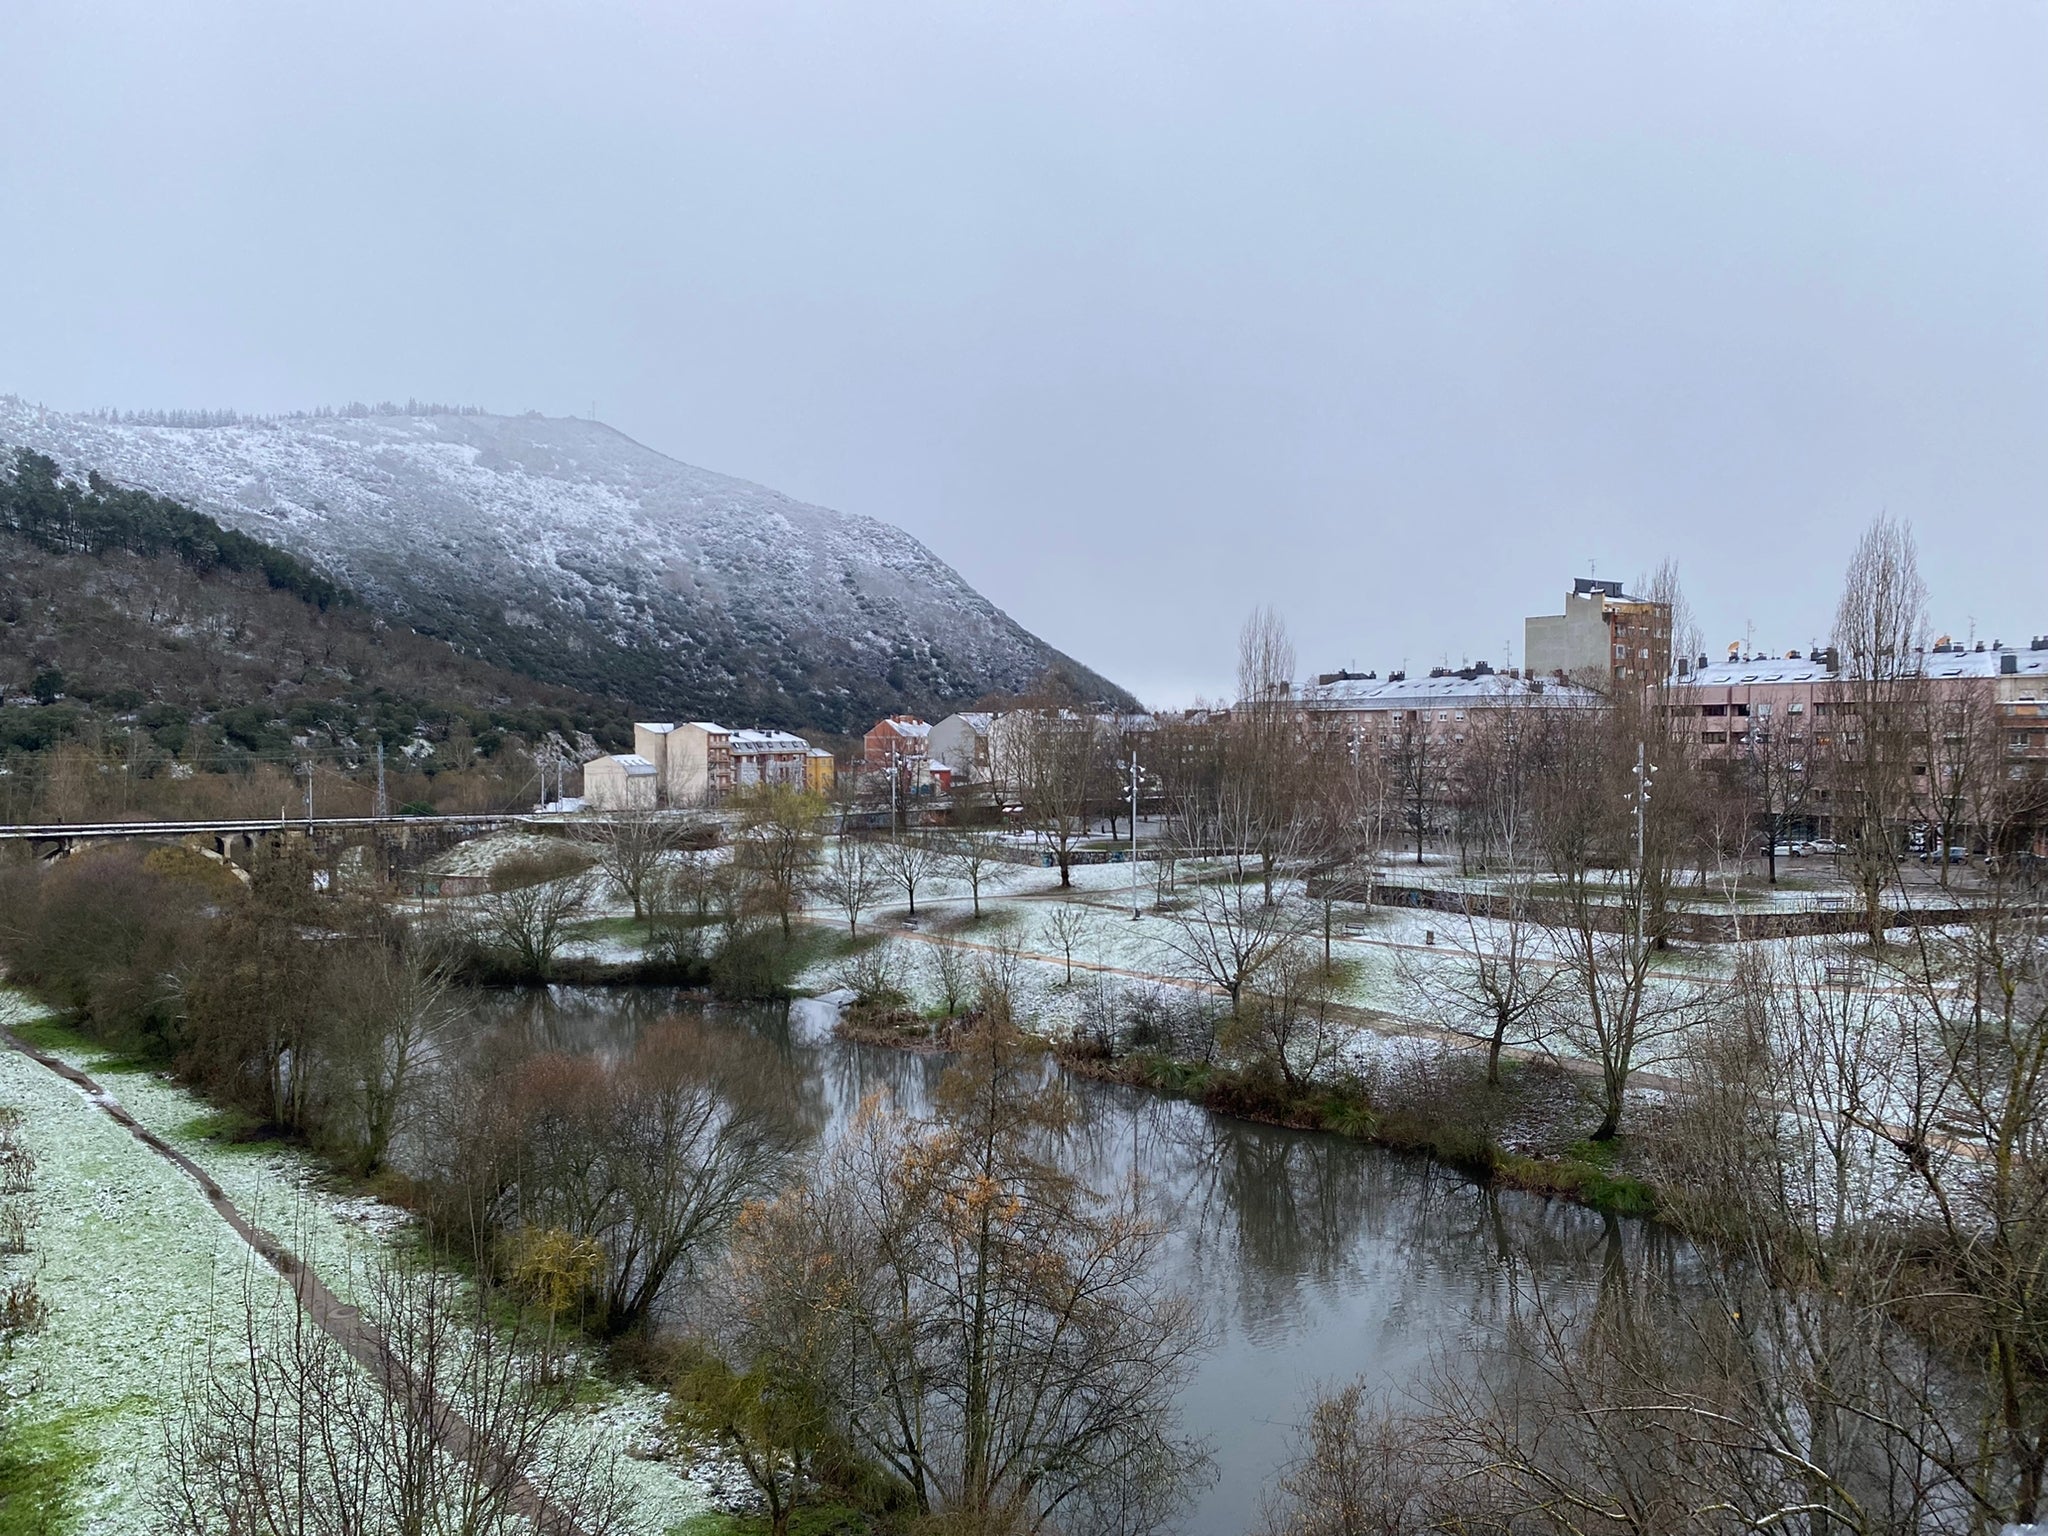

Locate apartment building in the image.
[1666,638,2048,850]
[1524,577,1673,686]
[730,728,813,790]
[863,715,931,772]
[633,720,734,805]
[1298,666,1597,746]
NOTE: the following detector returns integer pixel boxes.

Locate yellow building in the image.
[804,747,837,795]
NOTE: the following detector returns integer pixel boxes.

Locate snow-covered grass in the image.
[423,829,581,879]
[1,988,715,1534]
[1,994,297,1534]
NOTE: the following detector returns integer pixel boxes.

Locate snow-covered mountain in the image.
[0,399,1127,731]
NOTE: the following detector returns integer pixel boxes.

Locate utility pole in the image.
[1129,749,1141,920]
[888,745,898,832]
[300,758,315,828]
[374,742,389,818]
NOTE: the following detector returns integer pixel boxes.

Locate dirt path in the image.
[0,1022,593,1536]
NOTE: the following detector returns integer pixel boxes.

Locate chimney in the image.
[2002,653,2020,675]
[2033,636,2048,651]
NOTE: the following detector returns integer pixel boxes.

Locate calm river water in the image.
[466,986,1669,1536]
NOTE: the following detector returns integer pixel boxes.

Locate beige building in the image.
[1525,578,1673,687]
[583,752,658,811]
[632,721,734,805]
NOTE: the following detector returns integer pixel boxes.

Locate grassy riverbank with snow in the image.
[0,988,718,1535]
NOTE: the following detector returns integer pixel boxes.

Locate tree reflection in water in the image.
[445,988,1684,1536]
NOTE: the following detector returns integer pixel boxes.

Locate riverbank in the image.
[833,1002,1662,1218]
[0,987,723,1535]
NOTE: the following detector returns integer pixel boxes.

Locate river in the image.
[463,985,1674,1536]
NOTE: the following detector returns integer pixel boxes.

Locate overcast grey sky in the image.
[4,2,2042,705]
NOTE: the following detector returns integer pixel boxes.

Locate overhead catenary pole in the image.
[375,742,389,818]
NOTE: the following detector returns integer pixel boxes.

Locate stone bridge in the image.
[0,814,541,884]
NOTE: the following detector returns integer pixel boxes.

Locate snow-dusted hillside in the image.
[0,399,1126,730]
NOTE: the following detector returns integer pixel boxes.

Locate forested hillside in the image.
[0,400,1135,731]
[1,449,630,821]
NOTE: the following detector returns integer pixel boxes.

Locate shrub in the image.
[830,944,911,1015]
[710,926,804,1001]
[0,846,206,1053]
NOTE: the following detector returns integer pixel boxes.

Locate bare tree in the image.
[471,848,593,979]
[483,1018,801,1335]
[1384,711,1440,868]
[727,1019,1210,1531]
[1396,873,1563,1087]
[1830,514,1928,943]
[813,833,885,936]
[923,937,975,1019]
[1006,709,1110,889]
[1235,607,1309,898]
[1911,680,1997,890]
[731,786,826,937]
[1255,1379,1447,1536]
[877,834,946,919]
[647,851,718,964]
[157,1257,630,1536]
[944,827,1015,920]
[1157,853,1316,1019]
[1735,694,1816,886]
[584,808,680,921]
[1040,902,1094,984]
[322,935,459,1173]
[1227,937,1349,1095]
[1535,708,1702,1139]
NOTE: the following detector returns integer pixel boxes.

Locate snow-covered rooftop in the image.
[605,753,657,775]
[1677,645,2048,688]
[1300,673,1598,710]
[635,721,677,734]
[730,729,811,752]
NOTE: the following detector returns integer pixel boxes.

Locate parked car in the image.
[1770,842,1801,859]
[1801,838,1846,856]
[1918,845,1970,865]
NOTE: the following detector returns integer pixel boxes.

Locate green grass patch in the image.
[566,914,657,943]
[6,1015,152,1076]
[0,1408,92,1536]
[1500,1149,1657,1217]
[177,1104,268,1145]
[674,1501,872,1536]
